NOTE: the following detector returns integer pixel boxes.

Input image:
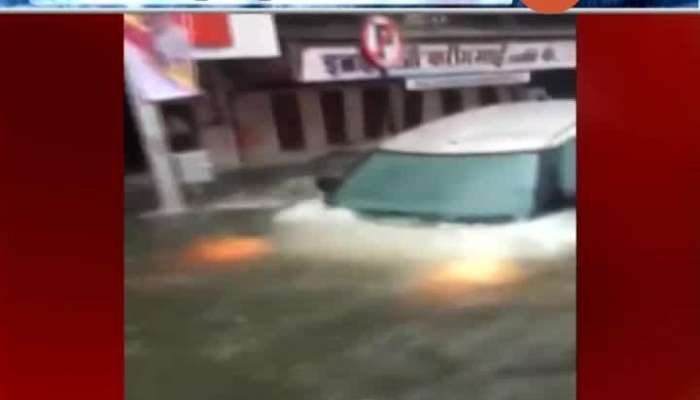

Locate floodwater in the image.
[125,208,575,400]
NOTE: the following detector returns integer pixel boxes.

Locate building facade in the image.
[187,14,576,172]
[126,14,576,181]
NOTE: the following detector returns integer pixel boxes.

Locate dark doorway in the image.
[479,87,499,105]
[161,101,201,152]
[404,91,423,129]
[271,92,305,151]
[321,90,347,145]
[531,70,576,99]
[441,89,463,115]
[124,95,147,175]
[363,87,390,139]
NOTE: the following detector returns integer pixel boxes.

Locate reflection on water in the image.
[407,258,526,309]
[185,236,273,266]
[423,258,524,286]
[126,210,575,400]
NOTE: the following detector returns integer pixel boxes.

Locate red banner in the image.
[124,14,198,101]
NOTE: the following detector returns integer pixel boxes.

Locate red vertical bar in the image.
[578,15,700,400]
[0,15,123,400]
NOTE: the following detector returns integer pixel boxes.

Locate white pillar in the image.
[422,90,443,123]
[233,92,280,167]
[496,86,515,103]
[389,84,405,133]
[461,88,481,110]
[298,89,327,154]
[200,125,240,171]
[206,66,241,170]
[343,87,365,144]
[516,86,529,101]
[125,75,186,215]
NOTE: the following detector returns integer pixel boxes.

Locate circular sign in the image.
[360,15,404,70]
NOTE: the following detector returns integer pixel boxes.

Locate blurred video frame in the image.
[125,13,576,400]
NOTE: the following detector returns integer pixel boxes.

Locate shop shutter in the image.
[321,91,348,145]
[271,92,305,151]
[404,91,423,129]
[363,87,390,139]
[441,89,463,115]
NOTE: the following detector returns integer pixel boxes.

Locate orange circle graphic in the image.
[521,0,579,13]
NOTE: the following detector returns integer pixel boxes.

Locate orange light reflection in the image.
[406,258,524,308]
[186,236,272,267]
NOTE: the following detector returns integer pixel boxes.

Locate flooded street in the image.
[125,209,575,400]
[122,13,578,399]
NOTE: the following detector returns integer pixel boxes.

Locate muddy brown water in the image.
[125,210,575,400]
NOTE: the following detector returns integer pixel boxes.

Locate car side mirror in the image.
[316,176,342,194]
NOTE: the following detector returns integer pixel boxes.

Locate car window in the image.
[333,151,539,221]
[558,138,576,197]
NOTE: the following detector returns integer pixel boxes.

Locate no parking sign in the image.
[360,15,404,70]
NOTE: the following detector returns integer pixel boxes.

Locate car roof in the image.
[380,100,576,155]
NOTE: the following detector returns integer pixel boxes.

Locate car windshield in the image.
[332,151,541,223]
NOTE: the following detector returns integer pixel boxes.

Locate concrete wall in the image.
[194,76,241,171]
[461,88,481,110]
[514,86,552,101]
[233,92,281,167]
[343,87,365,144]
[422,90,443,123]
[200,125,240,171]
[298,89,327,154]
[496,86,516,103]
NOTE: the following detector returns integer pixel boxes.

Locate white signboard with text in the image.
[296,40,576,83]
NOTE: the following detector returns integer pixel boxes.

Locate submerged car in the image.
[274,100,576,271]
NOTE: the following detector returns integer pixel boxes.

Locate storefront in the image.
[199,14,576,169]
[124,13,281,213]
[125,13,575,214]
